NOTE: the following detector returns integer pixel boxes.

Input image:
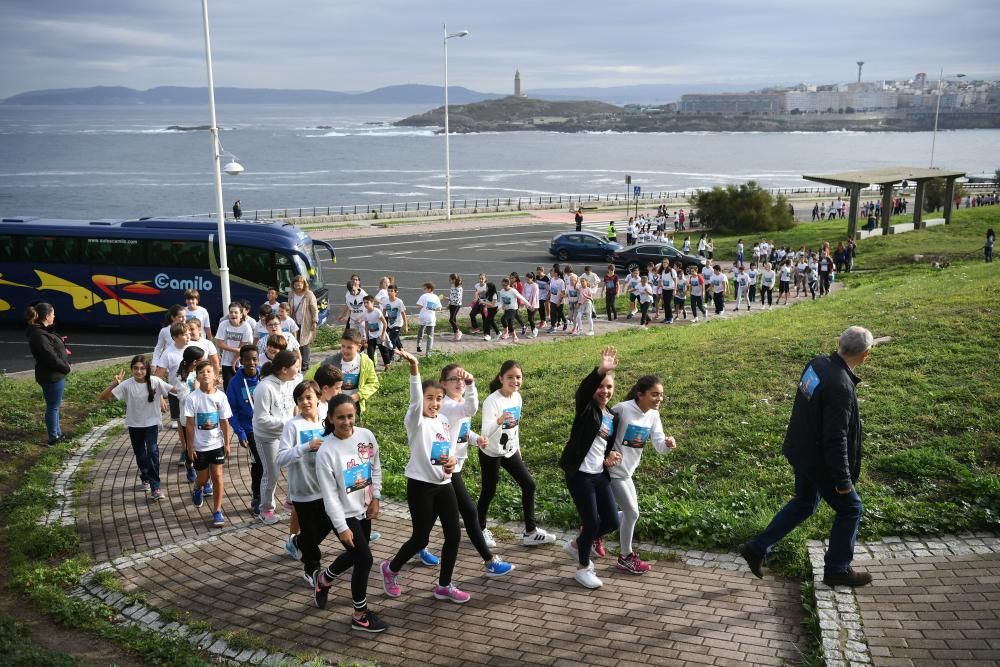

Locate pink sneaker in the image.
[593,537,606,558]
[432,583,471,604]
[616,552,651,574]
[381,560,401,597]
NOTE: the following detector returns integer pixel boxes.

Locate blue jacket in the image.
[226,367,260,441]
[782,353,863,491]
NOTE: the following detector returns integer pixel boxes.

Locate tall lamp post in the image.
[930,70,965,168]
[201,0,243,310]
[443,24,469,221]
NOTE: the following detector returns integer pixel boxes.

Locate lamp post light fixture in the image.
[443,24,469,221]
[201,0,243,310]
[930,70,966,169]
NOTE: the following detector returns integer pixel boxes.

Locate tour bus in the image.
[0,216,336,330]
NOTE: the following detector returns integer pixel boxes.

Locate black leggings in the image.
[246,432,262,503]
[713,291,725,314]
[605,292,617,319]
[565,471,619,568]
[760,286,773,306]
[502,309,516,334]
[429,470,494,563]
[639,301,651,325]
[526,308,537,330]
[690,294,706,317]
[448,305,461,333]
[295,499,373,609]
[366,338,392,365]
[483,308,500,336]
[390,478,460,587]
[477,450,536,534]
[469,302,482,330]
[549,303,566,328]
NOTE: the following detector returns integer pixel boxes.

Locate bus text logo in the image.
[154,273,214,291]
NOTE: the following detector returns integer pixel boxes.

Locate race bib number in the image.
[456,421,470,444]
[342,372,359,391]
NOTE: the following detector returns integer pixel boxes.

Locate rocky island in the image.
[395,96,1000,133]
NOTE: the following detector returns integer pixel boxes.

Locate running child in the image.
[382,285,407,361]
[99,354,172,500]
[381,350,470,604]
[446,274,464,341]
[479,282,501,341]
[673,264,688,321]
[688,266,706,322]
[468,273,488,334]
[522,272,540,338]
[578,276,595,336]
[747,262,759,305]
[546,270,566,333]
[153,322,190,435]
[535,268,550,327]
[777,259,792,305]
[660,260,676,324]
[638,275,654,328]
[172,346,204,483]
[710,265,729,315]
[625,267,642,319]
[318,329,379,420]
[184,361,233,527]
[339,275,367,333]
[311,393,388,632]
[152,305,185,378]
[734,265,751,312]
[226,345,262,517]
[760,262,776,310]
[477,360,557,548]
[361,295,392,367]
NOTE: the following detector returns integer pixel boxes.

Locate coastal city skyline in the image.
[1,0,997,100]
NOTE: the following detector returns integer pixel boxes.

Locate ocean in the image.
[1,104,997,220]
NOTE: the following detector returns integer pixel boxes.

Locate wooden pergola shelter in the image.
[802,167,966,239]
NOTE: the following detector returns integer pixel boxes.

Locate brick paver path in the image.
[78,424,806,665]
[855,554,1000,666]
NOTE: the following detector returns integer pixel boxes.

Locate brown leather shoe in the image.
[823,568,872,587]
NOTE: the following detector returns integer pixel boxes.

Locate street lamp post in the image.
[930,69,965,169]
[443,24,469,221]
[201,0,243,310]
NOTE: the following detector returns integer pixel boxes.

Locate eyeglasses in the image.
[444,377,462,382]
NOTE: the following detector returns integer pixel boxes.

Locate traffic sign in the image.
[633,186,641,198]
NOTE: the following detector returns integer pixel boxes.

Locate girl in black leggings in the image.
[479,282,501,341]
[380,350,470,604]
[559,347,622,589]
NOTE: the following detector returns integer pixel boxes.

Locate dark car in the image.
[613,242,708,274]
[548,231,623,262]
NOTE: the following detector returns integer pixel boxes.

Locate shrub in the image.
[693,181,796,235]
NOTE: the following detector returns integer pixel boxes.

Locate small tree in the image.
[923,178,967,212]
[693,181,796,235]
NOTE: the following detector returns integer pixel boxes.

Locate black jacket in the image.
[26,324,71,384]
[559,368,618,475]
[782,352,863,490]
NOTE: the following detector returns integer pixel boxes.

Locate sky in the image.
[1,0,998,98]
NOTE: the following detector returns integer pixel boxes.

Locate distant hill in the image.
[395,96,621,132]
[527,83,770,105]
[1,85,502,106]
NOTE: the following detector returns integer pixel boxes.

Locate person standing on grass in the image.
[381,350,470,604]
[560,347,623,589]
[687,266,706,323]
[311,393,387,633]
[985,228,995,263]
[740,326,874,588]
[184,361,233,527]
[227,345,262,517]
[477,360,557,549]
[609,374,676,575]
[99,354,171,500]
[25,302,71,446]
[603,265,620,321]
[710,265,728,316]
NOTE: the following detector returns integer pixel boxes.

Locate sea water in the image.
[0,104,997,220]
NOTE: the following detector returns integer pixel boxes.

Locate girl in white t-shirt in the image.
[610,375,676,575]
[760,262,776,310]
[477,360,557,548]
[498,278,529,341]
[100,355,172,500]
[415,281,442,355]
[577,278,595,336]
[522,272,540,338]
[215,302,255,388]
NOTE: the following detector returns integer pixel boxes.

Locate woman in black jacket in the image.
[558,346,621,589]
[25,303,71,445]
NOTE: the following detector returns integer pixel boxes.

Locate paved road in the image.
[1,219,603,374]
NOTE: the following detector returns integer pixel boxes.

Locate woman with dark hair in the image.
[100,355,172,499]
[559,347,622,589]
[986,228,995,263]
[25,302,71,446]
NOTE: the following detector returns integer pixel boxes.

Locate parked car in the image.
[548,231,623,262]
[613,242,708,273]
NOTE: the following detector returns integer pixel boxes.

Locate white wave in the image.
[357,191,427,197]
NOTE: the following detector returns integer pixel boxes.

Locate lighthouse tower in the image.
[514,68,524,97]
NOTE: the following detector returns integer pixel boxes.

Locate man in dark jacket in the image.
[739,326,874,587]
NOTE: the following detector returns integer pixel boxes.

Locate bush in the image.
[693,181,796,235]
[923,177,967,212]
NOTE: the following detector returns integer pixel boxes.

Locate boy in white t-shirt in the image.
[184,361,233,527]
[382,284,407,360]
[183,288,212,341]
[361,295,392,367]
[415,282,442,356]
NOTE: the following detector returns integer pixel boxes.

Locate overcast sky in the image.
[1,0,998,98]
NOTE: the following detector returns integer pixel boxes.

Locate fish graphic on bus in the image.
[33,270,166,319]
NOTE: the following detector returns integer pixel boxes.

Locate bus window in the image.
[21,236,79,263]
[306,244,325,292]
[83,238,146,266]
[0,235,15,262]
[147,239,209,268]
[274,253,294,293]
[229,245,274,286]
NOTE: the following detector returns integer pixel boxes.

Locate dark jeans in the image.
[469,302,483,330]
[713,291,725,314]
[477,450,537,534]
[760,286,773,306]
[639,301,651,325]
[366,338,392,365]
[245,432,262,503]
[448,305,461,333]
[296,498,373,608]
[662,289,674,321]
[502,309,516,334]
[388,326,403,351]
[299,343,311,371]
[605,291,617,319]
[819,271,831,296]
[565,470,619,567]
[39,378,65,442]
[128,425,161,490]
[549,303,566,328]
[222,365,235,389]
[747,463,864,576]
[690,294,706,318]
[390,478,460,587]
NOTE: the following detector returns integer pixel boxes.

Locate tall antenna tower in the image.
[856,61,865,84]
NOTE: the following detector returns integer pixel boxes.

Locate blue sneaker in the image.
[191,487,203,508]
[202,481,214,496]
[250,499,261,518]
[185,467,196,483]
[369,530,381,543]
[212,511,225,527]
[418,549,440,567]
[285,535,302,560]
[483,556,515,577]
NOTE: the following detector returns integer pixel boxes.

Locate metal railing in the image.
[182,182,997,221]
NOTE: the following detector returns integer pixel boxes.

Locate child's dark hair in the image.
[169,322,187,338]
[129,355,156,403]
[239,344,257,362]
[258,304,273,321]
[163,304,184,325]
[422,379,445,396]
[293,380,320,404]
[484,282,498,299]
[362,294,374,303]
[439,363,462,382]
[625,375,662,402]
[260,350,297,378]
[449,273,463,286]
[422,281,435,291]
[314,364,343,389]
[194,359,213,374]
[341,329,363,345]
[489,360,522,393]
[323,394,357,436]
[177,346,205,380]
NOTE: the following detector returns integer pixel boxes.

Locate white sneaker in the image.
[563,539,579,561]
[691,317,700,323]
[170,420,178,429]
[482,528,497,548]
[455,331,463,341]
[574,562,603,589]
[531,328,538,338]
[586,331,594,336]
[522,528,556,546]
[483,335,491,342]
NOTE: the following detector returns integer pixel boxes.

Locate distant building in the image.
[680,93,784,114]
[514,69,526,98]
